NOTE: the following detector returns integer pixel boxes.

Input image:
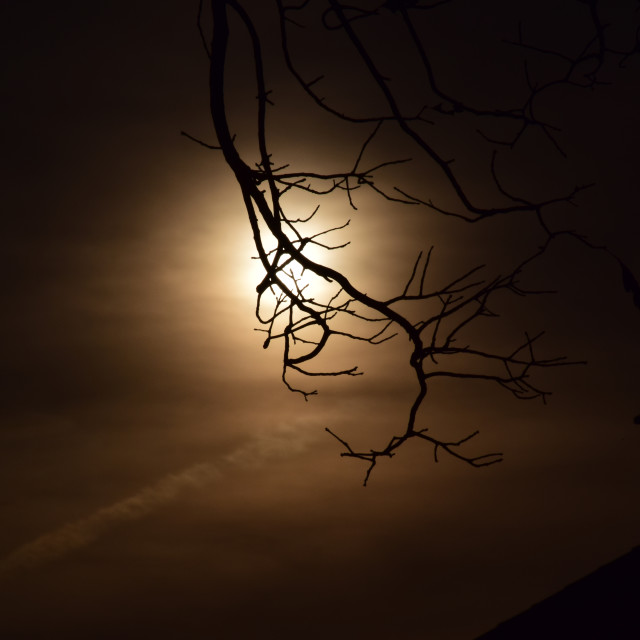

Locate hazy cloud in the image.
[1,421,318,574]
[0,463,220,574]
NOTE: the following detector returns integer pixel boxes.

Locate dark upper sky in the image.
[1,1,639,638]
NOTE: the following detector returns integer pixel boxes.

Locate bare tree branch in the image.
[198,0,640,484]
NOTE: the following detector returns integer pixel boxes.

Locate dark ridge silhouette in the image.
[474,546,639,639]
[619,260,640,310]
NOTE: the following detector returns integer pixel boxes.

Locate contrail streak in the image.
[1,423,316,575]
[0,463,220,574]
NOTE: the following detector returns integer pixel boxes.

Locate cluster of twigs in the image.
[192,0,639,484]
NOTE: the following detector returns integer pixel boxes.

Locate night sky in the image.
[1,1,639,638]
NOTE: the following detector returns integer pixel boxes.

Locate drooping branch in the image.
[201,0,639,484]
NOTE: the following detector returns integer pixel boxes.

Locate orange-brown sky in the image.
[1,1,639,638]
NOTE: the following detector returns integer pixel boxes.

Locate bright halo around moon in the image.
[235,209,350,308]
[225,191,354,315]
[246,248,340,306]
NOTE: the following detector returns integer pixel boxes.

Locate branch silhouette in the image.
[196,0,639,484]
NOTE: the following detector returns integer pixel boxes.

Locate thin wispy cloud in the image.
[1,422,317,575]
[0,463,220,574]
